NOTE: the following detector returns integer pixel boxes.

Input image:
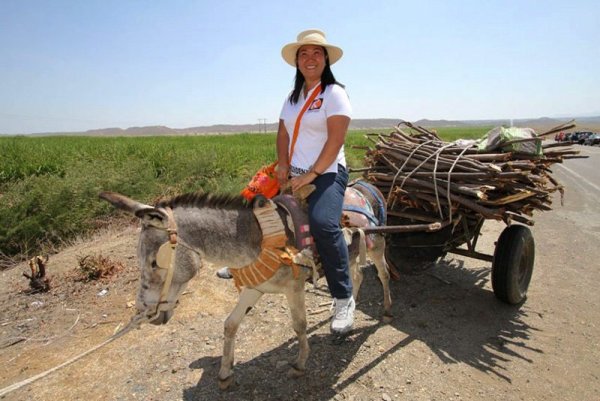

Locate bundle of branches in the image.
[356,120,583,228]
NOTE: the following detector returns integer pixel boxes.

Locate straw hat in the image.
[281,29,343,67]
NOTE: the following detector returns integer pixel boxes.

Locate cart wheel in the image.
[492,225,535,305]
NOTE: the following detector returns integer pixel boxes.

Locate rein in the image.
[0,207,187,397]
[0,310,151,397]
[0,207,199,397]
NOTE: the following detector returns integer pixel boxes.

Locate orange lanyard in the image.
[287,83,322,164]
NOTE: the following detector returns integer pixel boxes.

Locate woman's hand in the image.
[290,171,318,192]
[276,164,289,188]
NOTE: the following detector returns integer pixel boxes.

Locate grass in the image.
[0,126,491,259]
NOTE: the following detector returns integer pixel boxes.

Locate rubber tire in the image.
[492,225,535,305]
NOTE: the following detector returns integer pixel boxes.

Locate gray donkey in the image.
[99,190,391,389]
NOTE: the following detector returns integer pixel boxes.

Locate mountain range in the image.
[28,116,600,136]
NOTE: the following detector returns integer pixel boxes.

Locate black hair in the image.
[289,47,344,104]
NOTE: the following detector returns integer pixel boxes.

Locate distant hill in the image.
[26,116,600,136]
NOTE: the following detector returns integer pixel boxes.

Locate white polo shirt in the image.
[279,83,352,176]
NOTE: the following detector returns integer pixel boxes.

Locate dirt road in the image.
[1,146,599,401]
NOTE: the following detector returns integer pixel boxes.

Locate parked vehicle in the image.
[584,133,600,146]
[570,132,581,143]
[569,131,592,144]
[578,132,593,144]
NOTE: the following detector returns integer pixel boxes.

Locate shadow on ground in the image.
[183,258,542,400]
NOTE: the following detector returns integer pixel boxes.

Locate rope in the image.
[396,142,452,220]
[0,313,147,398]
[431,143,455,220]
[390,139,469,223]
[432,147,444,220]
[386,139,433,205]
[445,145,471,223]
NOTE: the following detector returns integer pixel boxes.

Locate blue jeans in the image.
[308,164,351,299]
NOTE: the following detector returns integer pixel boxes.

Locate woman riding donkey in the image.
[218,29,356,334]
[99,29,392,391]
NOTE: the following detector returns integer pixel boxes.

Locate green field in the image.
[0,126,490,259]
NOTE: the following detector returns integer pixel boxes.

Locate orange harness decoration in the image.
[230,199,301,291]
[240,162,280,201]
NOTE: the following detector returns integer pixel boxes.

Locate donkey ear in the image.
[135,208,169,230]
[99,191,152,215]
[99,191,169,229]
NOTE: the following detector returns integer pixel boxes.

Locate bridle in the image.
[0,207,197,397]
[142,207,202,321]
[154,207,178,312]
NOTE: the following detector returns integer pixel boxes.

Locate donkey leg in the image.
[370,236,393,323]
[284,286,309,378]
[218,288,263,390]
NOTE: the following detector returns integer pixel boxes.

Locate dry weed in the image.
[76,254,124,282]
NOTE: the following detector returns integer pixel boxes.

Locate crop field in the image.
[0,127,489,260]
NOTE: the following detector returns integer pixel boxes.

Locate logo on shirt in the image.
[308,98,323,111]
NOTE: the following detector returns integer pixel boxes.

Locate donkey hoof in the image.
[382,313,393,324]
[218,375,234,390]
[287,365,306,379]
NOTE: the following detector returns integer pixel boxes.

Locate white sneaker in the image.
[216,266,233,279]
[330,296,355,334]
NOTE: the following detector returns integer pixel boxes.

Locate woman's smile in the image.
[297,45,326,84]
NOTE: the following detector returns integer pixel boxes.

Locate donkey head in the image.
[99,192,201,325]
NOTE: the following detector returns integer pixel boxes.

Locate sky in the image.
[1,0,599,134]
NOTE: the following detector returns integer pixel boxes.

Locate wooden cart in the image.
[351,121,585,305]
[360,205,535,305]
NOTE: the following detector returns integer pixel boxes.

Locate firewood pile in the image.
[356,120,582,228]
